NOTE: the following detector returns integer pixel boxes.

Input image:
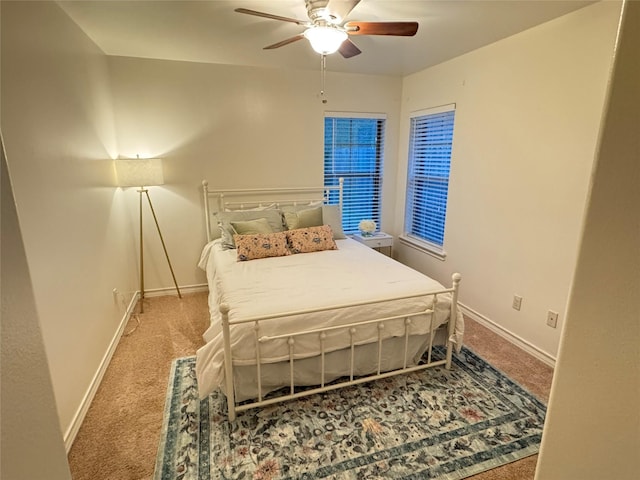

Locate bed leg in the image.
[220,303,236,421]
[445,343,453,370]
[446,273,462,370]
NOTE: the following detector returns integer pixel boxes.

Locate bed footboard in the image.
[220,273,462,421]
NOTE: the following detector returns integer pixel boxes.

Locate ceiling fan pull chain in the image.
[320,54,328,104]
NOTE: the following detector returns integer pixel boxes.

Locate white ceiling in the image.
[58,0,595,76]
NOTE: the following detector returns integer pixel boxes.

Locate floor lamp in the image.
[115,158,181,313]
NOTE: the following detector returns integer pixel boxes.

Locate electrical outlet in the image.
[512,295,523,311]
[547,310,558,328]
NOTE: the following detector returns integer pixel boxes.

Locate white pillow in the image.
[322,205,346,239]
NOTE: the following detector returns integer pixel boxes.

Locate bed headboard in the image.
[202,178,344,243]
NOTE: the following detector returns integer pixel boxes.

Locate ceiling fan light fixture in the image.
[304,26,348,55]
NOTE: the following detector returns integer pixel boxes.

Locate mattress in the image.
[195,237,463,399]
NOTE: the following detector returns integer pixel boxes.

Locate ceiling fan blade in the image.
[345,21,419,36]
[338,39,361,58]
[325,0,361,24]
[263,34,306,50]
[235,8,308,26]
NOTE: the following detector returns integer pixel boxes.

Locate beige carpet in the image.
[67,292,553,480]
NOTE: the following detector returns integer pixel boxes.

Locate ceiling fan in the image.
[235,0,419,58]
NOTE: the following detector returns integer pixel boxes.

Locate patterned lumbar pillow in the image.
[234,231,291,261]
[286,225,338,254]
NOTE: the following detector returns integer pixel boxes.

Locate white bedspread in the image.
[195,238,463,398]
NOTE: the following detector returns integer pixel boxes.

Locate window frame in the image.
[324,112,386,235]
[401,104,456,260]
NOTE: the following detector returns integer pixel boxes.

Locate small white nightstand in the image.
[351,232,394,257]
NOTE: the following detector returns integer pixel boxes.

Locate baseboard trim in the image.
[63,284,208,451]
[63,291,140,453]
[142,283,208,298]
[459,302,556,368]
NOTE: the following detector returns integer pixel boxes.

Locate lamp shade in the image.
[304,26,348,55]
[115,158,164,187]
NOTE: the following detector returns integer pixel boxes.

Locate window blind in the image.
[324,115,385,234]
[405,108,455,247]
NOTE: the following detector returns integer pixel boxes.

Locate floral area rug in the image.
[154,347,546,480]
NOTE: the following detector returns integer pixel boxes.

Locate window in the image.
[324,113,385,234]
[404,105,456,254]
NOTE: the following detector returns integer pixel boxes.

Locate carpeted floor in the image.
[67,292,553,480]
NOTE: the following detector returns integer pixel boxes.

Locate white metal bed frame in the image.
[202,178,344,243]
[201,179,461,421]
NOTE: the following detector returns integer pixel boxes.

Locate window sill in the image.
[398,235,447,261]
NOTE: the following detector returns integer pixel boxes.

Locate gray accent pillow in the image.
[219,222,237,249]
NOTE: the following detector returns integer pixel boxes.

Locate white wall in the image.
[536,1,640,477]
[1,1,136,441]
[0,0,626,454]
[108,56,403,290]
[1,142,72,480]
[393,1,621,360]
[0,0,402,445]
